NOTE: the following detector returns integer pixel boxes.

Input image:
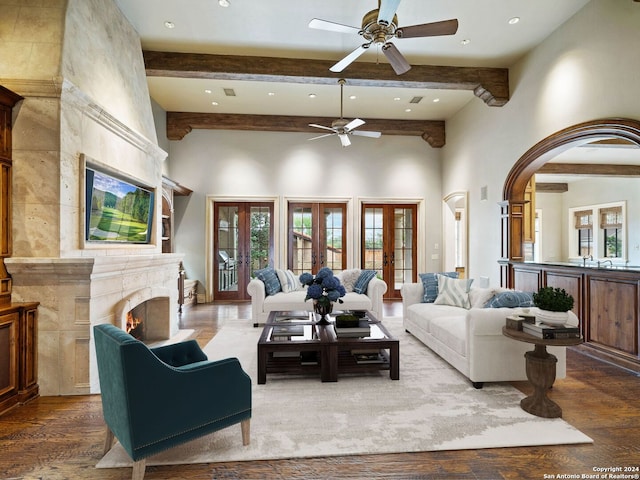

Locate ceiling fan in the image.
[309,0,459,75]
[308,79,382,147]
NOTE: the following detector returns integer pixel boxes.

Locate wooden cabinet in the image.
[513,262,640,372]
[0,303,39,415]
[0,86,40,415]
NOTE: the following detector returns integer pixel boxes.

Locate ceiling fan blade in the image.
[351,130,382,138]
[309,133,336,141]
[377,0,401,26]
[309,18,360,34]
[344,118,366,132]
[397,19,459,39]
[382,42,411,75]
[309,123,336,132]
[338,134,351,147]
[330,44,370,72]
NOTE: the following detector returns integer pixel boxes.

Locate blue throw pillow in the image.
[254,267,282,296]
[353,270,377,294]
[419,272,458,303]
[485,290,534,308]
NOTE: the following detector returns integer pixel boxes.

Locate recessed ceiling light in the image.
[349,95,357,100]
[268,92,275,96]
[211,101,219,106]
[461,39,470,45]
[508,17,520,25]
[308,93,317,98]
[204,89,212,94]
[164,21,175,29]
[393,97,401,101]
[433,98,440,103]
[405,108,412,112]
[218,0,230,7]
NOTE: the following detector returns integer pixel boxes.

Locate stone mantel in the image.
[5,254,184,396]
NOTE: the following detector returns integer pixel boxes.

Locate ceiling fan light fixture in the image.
[508,17,520,25]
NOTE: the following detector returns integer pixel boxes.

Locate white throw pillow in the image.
[338,269,361,293]
[469,287,497,309]
[434,274,474,309]
[276,269,302,293]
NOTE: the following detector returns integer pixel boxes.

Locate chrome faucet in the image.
[598,259,613,268]
[582,255,593,267]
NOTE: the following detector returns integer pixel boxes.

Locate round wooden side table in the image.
[502,326,582,418]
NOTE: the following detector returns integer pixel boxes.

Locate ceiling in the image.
[114,0,592,121]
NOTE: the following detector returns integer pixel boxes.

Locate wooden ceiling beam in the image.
[538,163,640,176]
[166,112,446,147]
[536,182,569,193]
[144,50,510,107]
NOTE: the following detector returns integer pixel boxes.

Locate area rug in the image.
[97,317,592,468]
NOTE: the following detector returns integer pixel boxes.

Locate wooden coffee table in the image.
[257,310,399,384]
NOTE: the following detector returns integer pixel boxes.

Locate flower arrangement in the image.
[299,267,346,308]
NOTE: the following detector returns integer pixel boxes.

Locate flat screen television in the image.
[85,166,154,244]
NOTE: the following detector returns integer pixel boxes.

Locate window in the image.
[569,202,625,261]
[601,206,623,258]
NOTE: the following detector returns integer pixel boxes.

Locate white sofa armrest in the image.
[247,277,266,326]
[400,283,424,320]
[365,277,387,320]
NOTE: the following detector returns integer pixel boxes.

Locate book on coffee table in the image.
[353,352,385,364]
[335,319,370,337]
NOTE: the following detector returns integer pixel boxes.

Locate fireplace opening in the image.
[119,294,171,343]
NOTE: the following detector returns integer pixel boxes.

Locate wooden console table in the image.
[502,326,582,418]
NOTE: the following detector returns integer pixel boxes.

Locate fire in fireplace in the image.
[126,310,144,340]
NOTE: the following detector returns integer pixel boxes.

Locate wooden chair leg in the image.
[103,426,115,455]
[132,459,146,480]
[241,418,250,446]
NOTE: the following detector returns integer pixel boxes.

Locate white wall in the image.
[168,130,442,287]
[442,0,640,285]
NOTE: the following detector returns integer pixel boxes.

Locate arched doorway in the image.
[500,118,640,287]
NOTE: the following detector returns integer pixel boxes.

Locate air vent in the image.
[409,96,423,104]
[223,88,236,97]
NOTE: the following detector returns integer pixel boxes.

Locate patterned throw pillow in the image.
[254,267,282,296]
[484,290,534,308]
[276,269,302,293]
[353,270,377,294]
[433,274,474,309]
[419,272,458,303]
[338,269,362,293]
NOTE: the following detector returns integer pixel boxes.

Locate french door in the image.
[214,202,273,301]
[288,202,347,275]
[362,204,417,299]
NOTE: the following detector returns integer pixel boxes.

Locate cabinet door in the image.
[0,312,19,414]
[588,277,638,356]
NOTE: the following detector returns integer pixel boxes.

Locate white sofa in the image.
[401,282,576,388]
[247,273,387,326]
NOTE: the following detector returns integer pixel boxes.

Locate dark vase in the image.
[313,300,333,325]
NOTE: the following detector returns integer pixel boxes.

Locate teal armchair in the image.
[94,324,251,480]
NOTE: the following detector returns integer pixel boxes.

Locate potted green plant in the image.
[533,287,574,326]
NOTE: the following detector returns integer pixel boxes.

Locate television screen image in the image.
[85,167,154,243]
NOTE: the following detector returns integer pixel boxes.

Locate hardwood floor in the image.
[2,302,639,480]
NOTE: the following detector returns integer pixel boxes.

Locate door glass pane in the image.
[324,207,343,273]
[394,207,414,291]
[217,205,238,291]
[291,206,313,275]
[249,206,271,276]
[363,207,383,272]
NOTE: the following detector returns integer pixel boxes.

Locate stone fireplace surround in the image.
[5,253,183,396]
